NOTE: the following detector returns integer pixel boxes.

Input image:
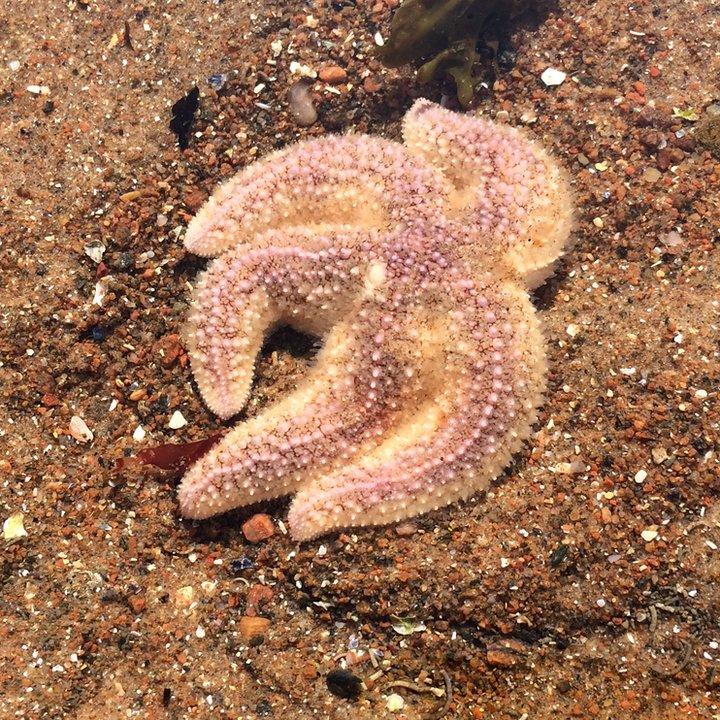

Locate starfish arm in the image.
[287,280,546,540]
[402,99,573,288]
[177,298,429,520]
[183,229,377,420]
[183,135,451,257]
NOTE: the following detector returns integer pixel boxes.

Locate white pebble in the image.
[288,61,317,79]
[541,67,567,87]
[3,513,28,541]
[641,528,658,542]
[132,424,146,442]
[634,469,647,484]
[84,240,106,263]
[69,416,94,443]
[168,410,188,429]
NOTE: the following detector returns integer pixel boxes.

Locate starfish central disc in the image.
[177,99,573,540]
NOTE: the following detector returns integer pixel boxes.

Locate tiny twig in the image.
[383,671,452,720]
[385,680,439,695]
[427,671,452,720]
[649,605,658,635]
[123,20,133,50]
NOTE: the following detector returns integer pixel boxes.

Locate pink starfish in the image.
[177,99,572,540]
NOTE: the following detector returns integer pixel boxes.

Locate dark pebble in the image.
[230,557,253,573]
[326,669,362,700]
[207,73,227,91]
[550,544,570,567]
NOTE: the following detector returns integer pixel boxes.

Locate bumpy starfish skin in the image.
[178,99,572,540]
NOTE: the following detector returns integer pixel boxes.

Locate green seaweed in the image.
[377,0,529,107]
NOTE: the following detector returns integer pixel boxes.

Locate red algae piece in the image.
[117,432,224,474]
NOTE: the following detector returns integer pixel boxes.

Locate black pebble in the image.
[229,557,253,573]
[90,326,105,342]
[326,669,362,700]
[550,544,570,568]
[170,86,200,150]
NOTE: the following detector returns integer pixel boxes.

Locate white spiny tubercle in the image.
[177,99,572,540]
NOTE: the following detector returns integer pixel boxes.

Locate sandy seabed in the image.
[1,0,719,717]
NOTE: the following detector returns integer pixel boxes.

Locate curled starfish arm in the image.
[184,135,451,257]
[287,280,546,540]
[178,301,427,520]
[179,237,435,519]
[402,99,573,288]
[184,234,366,419]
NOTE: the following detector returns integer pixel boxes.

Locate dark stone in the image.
[326,669,362,700]
[229,557,254,573]
[169,86,200,150]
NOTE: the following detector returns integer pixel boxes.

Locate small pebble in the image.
[175,586,195,608]
[207,73,227,91]
[641,528,658,542]
[386,693,405,711]
[3,512,28,541]
[229,557,253,573]
[168,410,188,429]
[84,240,106,263]
[242,513,275,543]
[319,66,347,84]
[326,669,362,700]
[128,595,146,614]
[69,416,94,443]
[288,61,317,78]
[27,84,51,95]
[287,80,317,127]
[133,425,146,442]
[541,67,567,87]
[238,616,270,641]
